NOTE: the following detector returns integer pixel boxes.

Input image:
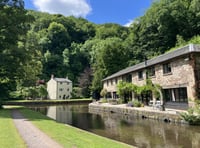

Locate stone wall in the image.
[103,54,197,104]
[132,55,196,100]
[89,103,187,124]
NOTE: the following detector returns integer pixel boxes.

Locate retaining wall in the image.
[89,103,187,124]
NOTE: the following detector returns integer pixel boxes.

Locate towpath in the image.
[12,109,63,148]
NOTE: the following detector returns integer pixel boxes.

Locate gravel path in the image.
[12,110,63,148]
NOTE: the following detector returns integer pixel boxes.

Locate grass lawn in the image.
[0,109,26,148]
[4,98,92,102]
[20,108,133,148]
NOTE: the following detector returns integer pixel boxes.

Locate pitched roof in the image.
[54,78,72,83]
[103,44,200,81]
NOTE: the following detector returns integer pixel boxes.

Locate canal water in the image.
[31,104,200,148]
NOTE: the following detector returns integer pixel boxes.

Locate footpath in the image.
[12,110,63,148]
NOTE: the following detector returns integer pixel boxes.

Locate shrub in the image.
[133,100,143,107]
[180,101,200,125]
[181,113,200,125]
[117,98,125,104]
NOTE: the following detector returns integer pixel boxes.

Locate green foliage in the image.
[0,0,35,98]
[1,0,200,100]
[100,89,107,99]
[132,100,143,107]
[10,85,48,100]
[71,87,83,99]
[117,98,125,104]
[181,101,200,125]
[117,81,133,100]
[117,79,162,104]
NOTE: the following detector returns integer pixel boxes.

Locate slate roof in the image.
[103,44,200,81]
[54,78,72,83]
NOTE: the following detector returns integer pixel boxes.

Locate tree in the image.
[100,89,107,99]
[78,67,92,98]
[91,37,131,96]
[0,0,33,101]
[47,22,70,55]
[37,85,48,99]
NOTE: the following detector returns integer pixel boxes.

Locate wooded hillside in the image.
[0,0,200,100]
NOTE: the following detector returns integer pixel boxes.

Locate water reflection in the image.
[32,105,200,148]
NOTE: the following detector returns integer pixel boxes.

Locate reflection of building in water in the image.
[46,106,72,124]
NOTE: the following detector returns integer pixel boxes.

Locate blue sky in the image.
[24,0,153,26]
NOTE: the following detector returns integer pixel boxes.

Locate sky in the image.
[24,0,153,26]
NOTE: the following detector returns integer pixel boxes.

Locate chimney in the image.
[51,74,54,79]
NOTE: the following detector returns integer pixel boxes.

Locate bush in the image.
[181,113,200,125]
[133,100,143,107]
[180,101,200,125]
[71,87,83,99]
[117,98,125,104]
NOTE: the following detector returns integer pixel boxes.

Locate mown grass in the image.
[20,108,132,148]
[0,109,26,148]
[4,98,92,103]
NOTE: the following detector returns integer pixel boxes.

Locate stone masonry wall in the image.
[104,55,196,102]
[89,103,185,124]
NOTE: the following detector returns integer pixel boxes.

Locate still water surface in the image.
[32,104,200,148]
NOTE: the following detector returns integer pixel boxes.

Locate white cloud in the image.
[124,19,139,27]
[124,20,133,27]
[33,0,92,18]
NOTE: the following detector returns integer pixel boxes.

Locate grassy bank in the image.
[2,98,92,106]
[20,108,132,148]
[0,109,26,148]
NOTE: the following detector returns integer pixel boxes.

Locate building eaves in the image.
[102,44,200,81]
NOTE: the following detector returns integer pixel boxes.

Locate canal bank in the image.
[89,102,187,124]
[2,99,92,106]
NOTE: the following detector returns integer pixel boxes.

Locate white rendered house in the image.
[47,75,72,100]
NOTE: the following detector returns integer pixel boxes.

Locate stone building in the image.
[47,75,72,100]
[102,44,200,109]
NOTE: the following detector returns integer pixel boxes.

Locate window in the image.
[163,63,171,74]
[59,88,63,91]
[60,82,63,84]
[107,80,109,86]
[148,66,155,77]
[111,79,113,85]
[126,74,132,82]
[163,87,188,102]
[115,78,118,84]
[138,71,143,80]
[122,74,132,82]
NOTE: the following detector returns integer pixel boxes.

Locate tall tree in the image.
[0,0,33,99]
